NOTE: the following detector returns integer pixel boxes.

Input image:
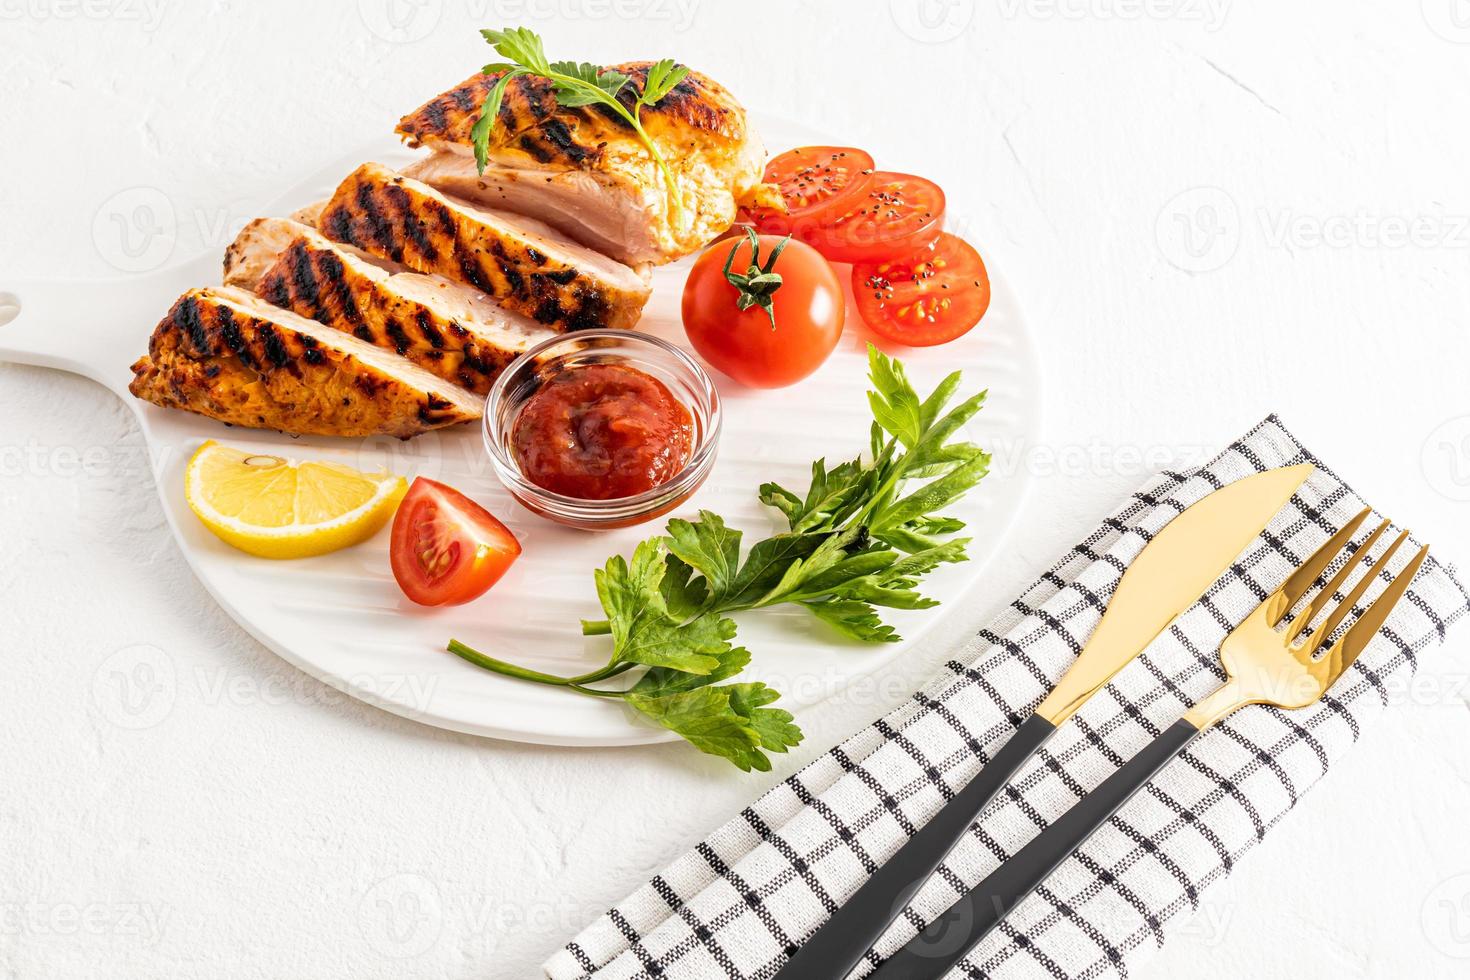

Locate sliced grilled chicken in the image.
[129,286,482,439]
[397,64,779,265]
[223,217,557,395]
[317,162,651,332]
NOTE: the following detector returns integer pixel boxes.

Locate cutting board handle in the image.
[0,279,157,396]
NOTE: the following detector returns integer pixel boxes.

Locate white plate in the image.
[0,115,1042,746]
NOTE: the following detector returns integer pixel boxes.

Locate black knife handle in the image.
[869,718,1202,980]
[771,713,1056,980]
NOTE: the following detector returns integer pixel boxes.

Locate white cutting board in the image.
[0,115,1043,746]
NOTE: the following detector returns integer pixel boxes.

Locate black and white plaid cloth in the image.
[543,416,1470,980]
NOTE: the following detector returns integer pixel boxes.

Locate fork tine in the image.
[1285,516,1387,643]
[1308,529,1408,650]
[1274,508,1371,629]
[1326,543,1430,675]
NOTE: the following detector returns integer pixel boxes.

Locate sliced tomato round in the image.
[390,477,521,606]
[852,233,990,347]
[788,172,945,265]
[745,146,876,234]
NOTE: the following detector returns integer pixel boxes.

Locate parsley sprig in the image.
[448,347,990,771]
[470,27,689,226]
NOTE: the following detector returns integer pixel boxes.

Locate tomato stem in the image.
[722,227,790,329]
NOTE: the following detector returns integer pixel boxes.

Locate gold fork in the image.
[870,508,1431,979]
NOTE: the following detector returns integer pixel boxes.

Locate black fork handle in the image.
[868,718,1203,980]
[772,713,1056,980]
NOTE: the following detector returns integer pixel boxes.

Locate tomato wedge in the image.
[852,233,990,347]
[788,172,945,265]
[390,478,521,606]
[746,146,876,234]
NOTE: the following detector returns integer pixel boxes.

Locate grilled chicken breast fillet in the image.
[129,287,482,438]
[318,162,650,332]
[397,64,779,265]
[224,217,557,396]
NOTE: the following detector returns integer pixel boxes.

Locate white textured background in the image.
[4,2,1470,978]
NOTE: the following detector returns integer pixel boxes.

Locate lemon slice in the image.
[185,441,407,559]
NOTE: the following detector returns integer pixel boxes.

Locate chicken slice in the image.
[317,162,651,332]
[223,217,557,396]
[397,64,779,265]
[128,286,483,439]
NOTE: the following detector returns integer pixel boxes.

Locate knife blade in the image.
[771,463,1315,980]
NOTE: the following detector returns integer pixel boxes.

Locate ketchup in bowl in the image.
[510,363,694,500]
[483,330,722,530]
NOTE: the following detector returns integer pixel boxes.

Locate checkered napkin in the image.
[543,416,1469,980]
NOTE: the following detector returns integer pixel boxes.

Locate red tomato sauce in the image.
[511,363,694,500]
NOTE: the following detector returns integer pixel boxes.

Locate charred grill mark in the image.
[176,294,212,356]
[324,204,354,244]
[354,373,386,397]
[285,240,323,314]
[315,249,363,326]
[353,181,401,261]
[525,246,546,266]
[296,332,326,365]
[414,309,445,349]
[456,247,494,295]
[355,325,374,342]
[537,117,587,163]
[262,271,292,310]
[419,394,454,423]
[488,239,525,297]
[420,98,447,131]
[588,100,632,131]
[518,134,555,164]
[385,317,413,356]
[385,183,438,262]
[531,297,564,326]
[539,267,578,287]
[258,323,290,368]
[450,85,476,112]
[218,305,250,366]
[564,292,609,332]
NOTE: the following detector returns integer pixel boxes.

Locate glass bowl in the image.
[482,330,722,530]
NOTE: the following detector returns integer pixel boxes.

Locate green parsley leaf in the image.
[641,58,690,105]
[481,27,549,74]
[447,345,990,770]
[593,539,733,674]
[469,27,685,223]
[625,686,772,771]
[470,67,526,172]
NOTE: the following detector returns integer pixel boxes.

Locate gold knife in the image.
[772,463,1316,980]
